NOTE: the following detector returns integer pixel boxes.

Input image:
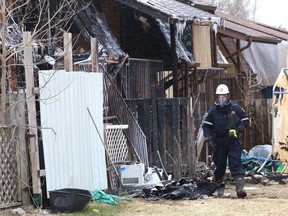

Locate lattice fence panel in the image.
[106,125,129,164]
[105,124,129,190]
[0,126,18,206]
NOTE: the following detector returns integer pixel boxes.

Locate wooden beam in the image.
[218,29,280,44]
[184,63,189,97]
[9,94,30,205]
[170,23,178,98]
[218,29,248,41]
[187,97,195,175]
[211,28,217,67]
[236,39,241,74]
[23,31,42,206]
[64,32,73,72]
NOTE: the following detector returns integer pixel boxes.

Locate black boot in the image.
[234,176,247,198]
[215,177,225,197]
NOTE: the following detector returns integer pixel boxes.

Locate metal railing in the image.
[103,65,149,167]
[123,58,165,99]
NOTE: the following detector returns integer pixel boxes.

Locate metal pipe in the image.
[157,151,168,179]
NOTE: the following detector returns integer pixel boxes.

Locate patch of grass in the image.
[60,201,132,216]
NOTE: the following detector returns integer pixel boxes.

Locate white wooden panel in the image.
[39,70,107,195]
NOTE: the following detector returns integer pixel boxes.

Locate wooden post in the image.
[184,63,189,97]
[23,31,42,206]
[236,39,241,74]
[170,23,178,98]
[9,94,30,205]
[187,97,196,175]
[91,37,99,72]
[64,32,73,72]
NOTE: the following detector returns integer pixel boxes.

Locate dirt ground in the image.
[119,182,288,216]
[2,181,288,215]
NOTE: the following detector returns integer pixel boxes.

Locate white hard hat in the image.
[216,84,229,94]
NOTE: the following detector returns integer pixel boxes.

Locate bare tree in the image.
[197,0,256,20]
[1,0,80,123]
[0,0,83,206]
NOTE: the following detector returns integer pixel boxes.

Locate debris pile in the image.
[119,145,288,201]
[242,145,288,180]
[127,176,218,200]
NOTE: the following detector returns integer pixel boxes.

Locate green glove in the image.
[228,129,237,138]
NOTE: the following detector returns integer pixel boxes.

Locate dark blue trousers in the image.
[213,137,245,180]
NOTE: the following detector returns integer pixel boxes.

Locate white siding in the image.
[39,70,107,195]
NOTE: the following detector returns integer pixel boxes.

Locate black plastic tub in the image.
[49,188,92,213]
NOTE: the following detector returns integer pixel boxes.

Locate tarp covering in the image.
[241,41,288,86]
[248,145,272,159]
[272,68,288,161]
[91,190,132,205]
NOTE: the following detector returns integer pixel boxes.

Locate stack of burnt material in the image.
[127,176,218,200]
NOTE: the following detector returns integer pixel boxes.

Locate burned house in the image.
[72,0,288,172]
[1,0,288,209]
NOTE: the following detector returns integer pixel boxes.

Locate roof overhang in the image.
[115,0,224,66]
[193,1,217,13]
[115,0,221,25]
[216,11,288,43]
[218,28,281,44]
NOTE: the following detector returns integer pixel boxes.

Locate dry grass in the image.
[1,182,288,215]
[118,183,288,216]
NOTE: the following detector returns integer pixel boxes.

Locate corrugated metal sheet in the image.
[39,70,107,195]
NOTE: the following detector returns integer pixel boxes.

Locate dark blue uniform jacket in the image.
[202,102,249,139]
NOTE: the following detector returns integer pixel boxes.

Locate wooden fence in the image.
[0,93,29,208]
[243,99,272,150]
[126,97,195,179]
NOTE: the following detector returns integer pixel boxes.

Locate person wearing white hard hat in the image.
[202,84,249,198]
